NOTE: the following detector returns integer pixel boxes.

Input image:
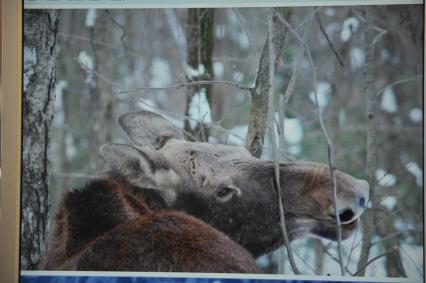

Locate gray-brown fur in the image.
[42,178,260,272]
[43,110,369,271]
[112,111,369,257]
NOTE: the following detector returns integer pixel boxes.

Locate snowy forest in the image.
[21,5,423,280]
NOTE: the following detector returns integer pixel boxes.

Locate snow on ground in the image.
[380,87,398,113]
[309,81,332,111]
[340,17,359,42]
[405,162,423,187]
[85,9,97,27]
[23,47,37,92]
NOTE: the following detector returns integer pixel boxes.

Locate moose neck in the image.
[109,172,170,211]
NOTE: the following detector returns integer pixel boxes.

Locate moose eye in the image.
[215,187,235,199]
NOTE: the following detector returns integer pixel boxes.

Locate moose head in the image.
[100,110,369,258]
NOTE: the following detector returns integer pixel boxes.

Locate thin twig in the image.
[274,9,345,274]
[315,13,344,68]
[58,33,140,57]
[345,221,361,269]
[73,55,123,92]
[322,246,354,275]
[399,245,424,277]
[267,12,300,275]
[309,51,345,276]
[106,10,128,52]
[375,75,422,97]
[371,229,413,246]
[117,80,253,94]
[353,246,399,276]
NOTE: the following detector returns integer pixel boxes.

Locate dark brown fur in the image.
[41,179,260,273]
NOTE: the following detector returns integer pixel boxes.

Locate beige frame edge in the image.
[0,0,22,282]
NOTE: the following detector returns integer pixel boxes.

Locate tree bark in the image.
[22,10,60,270]
[245,8,292,157]
[184,8,215,141]
[356,8,379,276]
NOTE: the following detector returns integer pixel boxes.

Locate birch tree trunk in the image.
[245,8,291,157]
[21,10,60,270]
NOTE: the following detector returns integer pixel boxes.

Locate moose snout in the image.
[334,178,370,224]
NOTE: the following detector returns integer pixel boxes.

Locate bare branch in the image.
[106,10,128,52]
[58,33,140,57]
[266,13,299,275]
[117,80,252,94]
[323,246,354,276]
[245,7,292,158]
[375,75,422,96]
[307,48,345,276]
[315,13,344,68]
[354,246,399,276]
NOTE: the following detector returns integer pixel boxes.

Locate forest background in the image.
[21,5,423,281]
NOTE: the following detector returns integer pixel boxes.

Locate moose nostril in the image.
[339,209,355,223]
[359,196,366,208]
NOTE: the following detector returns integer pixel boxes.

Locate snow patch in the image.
[284,118,304,144]
[309,81,332,111]
[65,133,77,160]
[340,17,359,42]
[78,51,94,71]
[233,72,244,83]
[380,87,397,113]
[215,24,225,39]
[381,49,391,61]
[183,63,205,80]
[380,196,397,210]
[85,9,97,27]
[288,145,302,156]
[409,108,422,123]
[375,168,396,187]
[23,47,37,92]
[325,8,336,17]
[405,162,423,187]
[400,244,424,281]
[54,81,68,125]
[150,58,172,87]
[227,125,247,146]
[350,47,365,70]
[188,88,212,129]
[239,33,250,49]
[213,61,224,78]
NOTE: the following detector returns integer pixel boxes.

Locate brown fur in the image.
[41,179,259,273]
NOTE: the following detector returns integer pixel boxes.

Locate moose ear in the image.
[100,143,180,204]
[118,110,183,149]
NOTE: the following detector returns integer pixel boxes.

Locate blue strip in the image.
[20,275,390,283]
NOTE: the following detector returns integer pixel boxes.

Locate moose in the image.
[42,110,369,272]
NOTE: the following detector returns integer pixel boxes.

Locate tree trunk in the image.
[184,8,214,141]
[356,8,379,276]
[245,8,292,157]
[21,10,60,270]
[86,11,114,171]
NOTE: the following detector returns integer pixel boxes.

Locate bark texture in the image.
[356,9,379,276]
[245,8,292,157]
[184,8,215,141]
[22,10,60,270]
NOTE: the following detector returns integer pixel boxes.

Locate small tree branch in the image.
[274,9,345,275]
[117,80,252,94]
[354,246,399,276]
[315,13,344,68]
[245,7,292,158]
[266,13,300,275]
